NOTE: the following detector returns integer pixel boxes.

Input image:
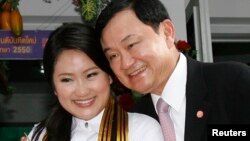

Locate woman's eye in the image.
[60,78,72,82]
[87,72,98,78]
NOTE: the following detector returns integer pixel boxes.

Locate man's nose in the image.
[120,51,135,69]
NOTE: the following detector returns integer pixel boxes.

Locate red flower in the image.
[176,40,191,51]
[118,93,134,111]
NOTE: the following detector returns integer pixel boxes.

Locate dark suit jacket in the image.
[130,57,250,141]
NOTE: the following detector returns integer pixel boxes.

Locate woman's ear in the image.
[109,76,113,84]
[54,91,57,96]
[161,19,176,41]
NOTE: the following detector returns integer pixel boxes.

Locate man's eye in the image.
[128,43,135,48]
[109,53,119,61]
[127,41,140,49]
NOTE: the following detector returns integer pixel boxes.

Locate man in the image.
[95,0,250,141]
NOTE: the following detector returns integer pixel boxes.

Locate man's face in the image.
[100,9,178,95]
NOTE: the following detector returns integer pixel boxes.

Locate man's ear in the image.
[161,19,176,40]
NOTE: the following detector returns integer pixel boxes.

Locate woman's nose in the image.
[76,81,89,96]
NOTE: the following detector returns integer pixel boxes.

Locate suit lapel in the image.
[184,57,211,141]
[131,57,212,141]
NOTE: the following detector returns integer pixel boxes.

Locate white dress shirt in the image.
[151,53,187,141]
[28,109,164,141]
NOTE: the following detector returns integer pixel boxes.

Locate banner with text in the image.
[0,30,52,60]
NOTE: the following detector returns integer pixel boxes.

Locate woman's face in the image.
[53,49,112,120]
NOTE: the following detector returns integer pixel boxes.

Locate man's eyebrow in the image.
[121,34,136,43]
[103,34,136,54]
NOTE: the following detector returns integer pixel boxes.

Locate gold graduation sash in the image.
[42,133,48,141]
[42,96,128,141]
[98,96,128,141]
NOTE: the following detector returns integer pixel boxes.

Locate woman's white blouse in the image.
[28,111,164,141]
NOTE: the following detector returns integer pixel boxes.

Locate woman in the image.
[22,23,164,141]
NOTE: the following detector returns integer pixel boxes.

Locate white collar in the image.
[72,109,104,133]
[152,53,187,112]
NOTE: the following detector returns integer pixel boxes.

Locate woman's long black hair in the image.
[31,23,113,141]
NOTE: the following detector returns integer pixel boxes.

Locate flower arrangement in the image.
[117,93,134,111]
[72,0,110,26]
[176,40,196,59]
[111,77,143,111]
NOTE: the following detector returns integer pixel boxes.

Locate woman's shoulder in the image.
[127,112,164,141]
[27,122,47,141]
[128,112,158,124]
[127,112,161,131]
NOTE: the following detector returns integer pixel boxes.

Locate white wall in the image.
[18,0,188,40]
[19,0,82,30]
[208,0,250,42]
[18,0,250,38]
[209,0,250,18]
[186,0,250,42]
[160,0,187,40]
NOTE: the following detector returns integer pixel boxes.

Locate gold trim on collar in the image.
[98,96,128,141]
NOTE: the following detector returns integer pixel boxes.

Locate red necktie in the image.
[156,98,176,141]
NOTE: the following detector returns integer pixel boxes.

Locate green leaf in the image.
[0,0,7,8]
[80,0,98,22]
[8,0,19,9]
